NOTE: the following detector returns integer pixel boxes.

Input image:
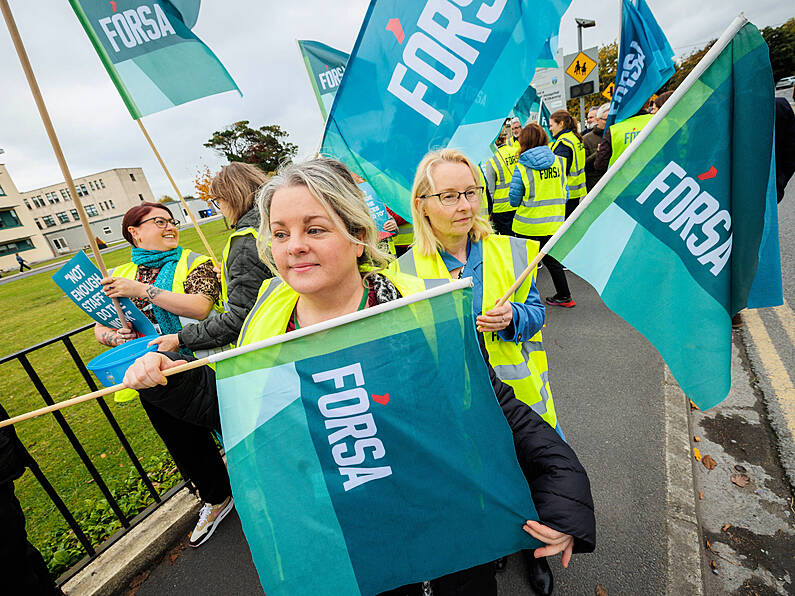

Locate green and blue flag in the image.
[321,0,572,220]
[297,40,350,122]
[606,0,675,127]
[68,0,240,119]
[550,20,782,410]
[214,281,541,595]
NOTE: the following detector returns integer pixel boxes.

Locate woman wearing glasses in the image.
[94,202,219,348]
[392,148,562,595]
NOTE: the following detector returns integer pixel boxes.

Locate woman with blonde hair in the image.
[124,157,594,596]
[393,148,564,594]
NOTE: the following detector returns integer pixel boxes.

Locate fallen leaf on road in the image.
[710,560,718,575]
[705,539,711,551]
[731,473,750,487]
[690,400,699,410]
[595,585,608,596]
[693,448,702,461]
[734,464,747,473]
[722,524,731,532]
[693,436,701,442]
[702,455,717,470]
[699,491,704,500]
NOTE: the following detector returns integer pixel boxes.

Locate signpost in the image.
[602,81,615,100]
[531,48,566,113]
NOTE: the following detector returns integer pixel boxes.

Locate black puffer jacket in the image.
[178,206,272,350]
[0,404,28,485]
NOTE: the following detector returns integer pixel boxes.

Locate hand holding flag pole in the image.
[0,0,129,331]
[495,13,748,309]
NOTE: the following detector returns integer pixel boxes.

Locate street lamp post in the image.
[575,18,596,131]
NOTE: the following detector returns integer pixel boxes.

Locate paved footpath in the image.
[132,273,674,596]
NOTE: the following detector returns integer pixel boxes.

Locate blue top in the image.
[438,238,545,343]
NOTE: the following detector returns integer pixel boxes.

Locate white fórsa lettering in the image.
[609,41,646,116]
[387,0,504,125]
[635,160,732,276]
[98,5,175,53]
[318,66,346,91]
[312,363,392,491]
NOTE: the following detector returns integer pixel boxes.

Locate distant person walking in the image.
[15,253,30,272]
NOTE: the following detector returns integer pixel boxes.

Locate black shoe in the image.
[524,552,554,596]
[495,556,507,572]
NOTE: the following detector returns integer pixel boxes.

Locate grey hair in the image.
[256,157,393,279]
[511,116,521,125]
[597,103,611,119]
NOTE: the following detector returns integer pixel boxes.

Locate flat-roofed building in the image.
[0,164,53,270]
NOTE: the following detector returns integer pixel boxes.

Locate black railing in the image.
[0,323,188,585]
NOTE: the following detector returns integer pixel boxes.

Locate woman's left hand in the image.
[476,303,513,333]
[383,218,398,233]
[523,520,575,568]
[148,334,180,353]
[102,276,146,299]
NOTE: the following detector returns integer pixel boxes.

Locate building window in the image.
[34,218,43,230]
[138,194,143,201]
[89,181,95,191]
[0,209,22,229]
[102,226,112,235]
[85,204,98,217]
[60,189,69,201]
[0,238,35,256]
[42,215,56,227]
[70,209,79,221]
[65,188,71,199]
[75,186,82,197]
[109,199,115,208]
[99,178,105,188]
[99,202,105,211]
[46,192,55,205]
[53,237,68,250]
[56,212,70,224]
[24,199,31,209]
[0,184,5,196]
[80,184,88,195]
[130,173,137,182]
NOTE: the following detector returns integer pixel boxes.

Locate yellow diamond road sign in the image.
[566,51,597,84]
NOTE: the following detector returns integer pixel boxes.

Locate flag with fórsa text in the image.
[321,0,572,220]
[605,0,675,127]
[297,40,350,122]
[68,0,240,119]
[215,280,542,595]
[549,18,782,410]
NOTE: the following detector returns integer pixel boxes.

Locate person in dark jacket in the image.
[593,106,651,176]
[141,163,273,548]
[123,157,596,595]
[0,405,63,595]
[583,103,610,192]
[775,96,795,202]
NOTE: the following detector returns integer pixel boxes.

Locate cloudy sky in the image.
[0,1,790,199]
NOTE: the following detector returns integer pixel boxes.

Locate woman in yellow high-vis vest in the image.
[549,110,587,219]
[122,158,595,596]
[510,123,575,309]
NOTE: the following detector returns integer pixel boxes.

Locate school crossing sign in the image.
[565,51,596,83]
[564,46,599,99]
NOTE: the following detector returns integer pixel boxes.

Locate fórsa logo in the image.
[384,1,509,126]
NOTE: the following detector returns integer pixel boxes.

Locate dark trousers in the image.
[565,199,579,219]
[378,562,498,596]
[491,210,515,236]
[519,234,571,299]
[139,355,231,505]
[18,262,31,272]
[0,481,61,596]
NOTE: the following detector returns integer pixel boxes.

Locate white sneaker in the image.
[189,496,234,547]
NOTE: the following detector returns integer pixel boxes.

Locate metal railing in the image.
[0,323,188,585]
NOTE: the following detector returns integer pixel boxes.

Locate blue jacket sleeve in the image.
[508,167,525,208]
[554,143,574,176]
[497,277,545,343]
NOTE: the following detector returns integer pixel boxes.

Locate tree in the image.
[762,18,795,83]
[158,194,176,203]
[204,121,297,173]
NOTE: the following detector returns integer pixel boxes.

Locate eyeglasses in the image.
[421,186,484,206]
[138,216,179,229]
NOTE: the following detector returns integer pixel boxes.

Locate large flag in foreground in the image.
[549,18,782,410]
[297,40,350,122]
[605,0,675,127]
[69,0,240,119]
[215,281,541,595]
[321,0,572,219]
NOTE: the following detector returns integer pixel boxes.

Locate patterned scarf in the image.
[131,246,184,336]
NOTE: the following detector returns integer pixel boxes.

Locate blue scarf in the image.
[131,246,184,336]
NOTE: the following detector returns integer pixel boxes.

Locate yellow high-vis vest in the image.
[608,113,653,166]
[488,144,520,213]
[551,131,586,201]
[220,227,258,312]
[390,234,557,428]
[511,156,568,237]
[236,268,429,346]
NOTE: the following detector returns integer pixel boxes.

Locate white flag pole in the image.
[496,14,749,306]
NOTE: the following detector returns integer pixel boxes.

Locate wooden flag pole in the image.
[0,356,211,430]
[135,119,219,265]
[0,0,128,330]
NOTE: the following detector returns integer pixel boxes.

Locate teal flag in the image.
[549,19,782,410]
[214,281,541,595]
[69,1,240,119]
[297,40,350,122]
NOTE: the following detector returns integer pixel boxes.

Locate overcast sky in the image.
[0,1,791,199]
